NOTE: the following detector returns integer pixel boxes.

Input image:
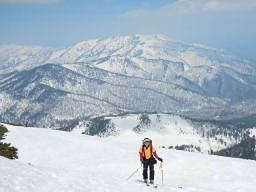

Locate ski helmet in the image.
[143,138,152,145]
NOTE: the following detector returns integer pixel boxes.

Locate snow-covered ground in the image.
[1,124,256,192]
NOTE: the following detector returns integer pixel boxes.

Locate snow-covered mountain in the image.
[0,44,53,73]
[0,34,256,127]
[1,123,256,192]
[73,113,246,153]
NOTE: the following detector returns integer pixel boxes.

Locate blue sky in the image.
[0,0,256,60]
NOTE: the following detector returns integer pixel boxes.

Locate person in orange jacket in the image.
[139,138,163,184]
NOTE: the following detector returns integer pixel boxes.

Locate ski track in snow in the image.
[1,124,256,192]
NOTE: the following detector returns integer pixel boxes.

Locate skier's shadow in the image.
[136,179,145,183]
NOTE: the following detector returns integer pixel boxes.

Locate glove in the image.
[158,157,163,162]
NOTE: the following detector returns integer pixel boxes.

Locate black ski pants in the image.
[142,158,155,180]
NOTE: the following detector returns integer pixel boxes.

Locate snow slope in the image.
[1,124,256,192]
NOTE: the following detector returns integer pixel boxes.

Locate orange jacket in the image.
[139,145,159,160]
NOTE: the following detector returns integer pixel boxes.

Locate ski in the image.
[137,179,158,188]
[147,183,158,188]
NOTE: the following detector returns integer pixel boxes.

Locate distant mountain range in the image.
[0,34,256,127]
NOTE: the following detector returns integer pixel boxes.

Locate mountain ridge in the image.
[0,34,256,127]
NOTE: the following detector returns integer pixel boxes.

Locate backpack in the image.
[141,142,157,164]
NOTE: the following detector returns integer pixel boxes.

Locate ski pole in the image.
[126,164,142,180]
[159,162,163,185]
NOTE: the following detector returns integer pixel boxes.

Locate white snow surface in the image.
[1,124,256,192]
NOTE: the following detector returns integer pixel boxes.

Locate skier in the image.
[24,118,28,127]
[139,138,163,184]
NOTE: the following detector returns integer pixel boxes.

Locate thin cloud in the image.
[124,0,256,17]
[0,0,61,5]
